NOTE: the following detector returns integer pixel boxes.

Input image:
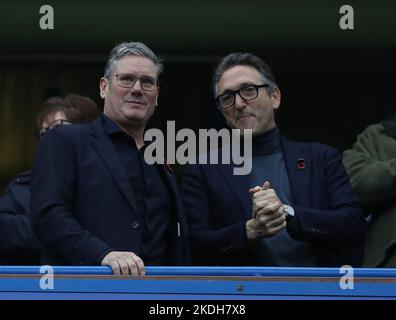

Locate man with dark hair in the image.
[0,94,100,265]
[31,42,190,274]
[183,52,366,267]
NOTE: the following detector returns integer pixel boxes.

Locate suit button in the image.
[132,222,140,229]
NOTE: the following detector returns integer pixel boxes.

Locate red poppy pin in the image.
[297,158,306,170]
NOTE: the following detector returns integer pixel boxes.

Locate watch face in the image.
[287,205,295,216]
[285,205,295,223]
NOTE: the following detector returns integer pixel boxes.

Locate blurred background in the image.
[1,0,396,191]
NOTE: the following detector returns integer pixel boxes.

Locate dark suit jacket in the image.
[31,117,190,266]
[182,136,367,267]
[0,171,41,264]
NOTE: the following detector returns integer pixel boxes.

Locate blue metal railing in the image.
[0,266,396,277]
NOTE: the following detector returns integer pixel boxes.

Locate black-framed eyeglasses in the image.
[36,119,72,139]
[109,73,158,91]
[216,84,270,110]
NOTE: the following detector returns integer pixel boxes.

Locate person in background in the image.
[343,114,396,267]
[0,94,101,265]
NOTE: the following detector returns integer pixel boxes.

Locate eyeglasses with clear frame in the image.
[216,84,270,110]
[109,73,158,91]
[37,119,72,139]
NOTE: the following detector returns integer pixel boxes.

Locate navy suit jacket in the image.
[183,136,367,267]
[0,171,41,265]
[31,117,190,266]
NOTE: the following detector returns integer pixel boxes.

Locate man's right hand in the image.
[101,251,146,275]
[247,181,286,241]
[246,214,286,241]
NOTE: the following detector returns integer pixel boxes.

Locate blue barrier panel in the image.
[1,266,396,277]
[0,266,395,300]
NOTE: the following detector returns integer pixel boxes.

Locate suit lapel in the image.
[157,164,183,219]
[280,137,311,207]
[89,118,138,215]
[218,163,252,220]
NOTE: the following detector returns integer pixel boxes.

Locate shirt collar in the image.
[101,114,124,136]
[101,114,153,150]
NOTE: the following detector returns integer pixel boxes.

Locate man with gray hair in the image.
[31,42,190,274]
[183,52,366,267]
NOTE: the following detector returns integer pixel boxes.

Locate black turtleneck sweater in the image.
[248,127,317,267]
[249,127,293,204]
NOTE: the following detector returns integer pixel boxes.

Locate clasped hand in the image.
[246,181,286,240]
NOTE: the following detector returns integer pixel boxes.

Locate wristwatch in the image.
[284,204,295,223]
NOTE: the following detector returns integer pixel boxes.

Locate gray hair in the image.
[104,42,164,80]
[213,52,277,97]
